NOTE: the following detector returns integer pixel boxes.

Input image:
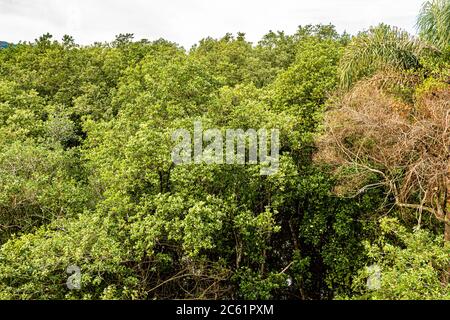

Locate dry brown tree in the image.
[317,71,450,241]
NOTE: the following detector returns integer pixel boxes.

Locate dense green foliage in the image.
[0,1,449,300]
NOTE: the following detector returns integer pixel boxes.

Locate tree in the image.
[339,24,428,88]
[318,72,450,242]
[417,0,450,50]
[348,218,449,300]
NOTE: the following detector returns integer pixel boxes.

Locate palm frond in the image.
[339,24,427,89]
[417,0,450,50]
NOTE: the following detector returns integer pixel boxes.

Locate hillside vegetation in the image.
[0,0,448,300]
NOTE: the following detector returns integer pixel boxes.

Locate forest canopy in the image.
[0,0,449,300]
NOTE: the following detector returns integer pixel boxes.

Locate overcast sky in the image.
[1,0,425,48]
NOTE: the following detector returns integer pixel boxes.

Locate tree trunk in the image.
[445,211,450,242]
[444,167,450,285]
[445,211,450,243]
[446,165,450,242]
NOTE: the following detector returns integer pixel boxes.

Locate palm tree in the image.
[333,0,450,244]
[339,0,450,89]
[417,0,450,51]
[339,24,426,88]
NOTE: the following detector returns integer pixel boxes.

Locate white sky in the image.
[0,0,425,49]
